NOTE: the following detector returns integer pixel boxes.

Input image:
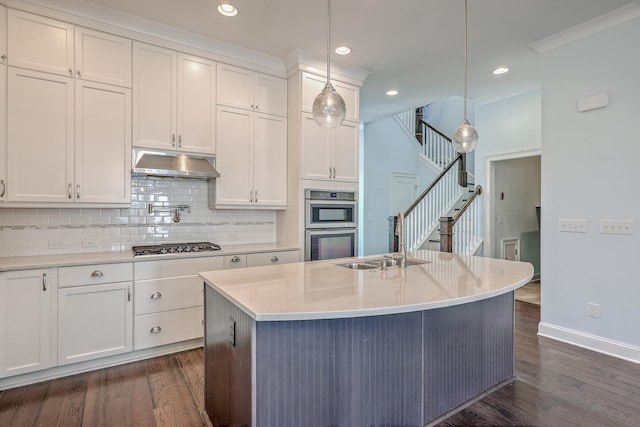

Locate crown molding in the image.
[284,49,371,87]
[474,82,541,106]
[530,2,640,53]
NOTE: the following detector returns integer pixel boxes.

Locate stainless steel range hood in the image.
[132,150,220,179]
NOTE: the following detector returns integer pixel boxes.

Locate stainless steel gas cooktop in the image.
[131,242,222,256]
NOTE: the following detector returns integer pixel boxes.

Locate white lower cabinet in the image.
[133,257,223,350]
[0,269,53,378]
[247,250,300,267]
[57,263,133,365]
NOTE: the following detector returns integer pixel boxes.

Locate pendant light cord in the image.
[326,0,331,85]
[463,0,468,120]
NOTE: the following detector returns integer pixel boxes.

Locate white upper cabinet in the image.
[8,10,74,77]
[75,27,132,87]
[300,112,358,183]
[7,67,131,205]
[75,80,131,204]
[0,5,7,66]
[133,42,215,155]
[214,106,287,208]
[300,72,359,122]
[217,63,286,117]
[8,10,131,87]
[7,68,74,203]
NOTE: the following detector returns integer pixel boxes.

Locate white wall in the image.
[539,17,640,361]
[0,178,275,256]
[361,117,437,255]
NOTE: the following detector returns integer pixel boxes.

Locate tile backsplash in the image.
[0,178,276,257]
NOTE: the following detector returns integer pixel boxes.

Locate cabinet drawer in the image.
[135,276,203,315]
[59,263,133,287]
[223,254,247,269]
[246,250,299,267]
[134,307,203,350]
[135,256,223,280]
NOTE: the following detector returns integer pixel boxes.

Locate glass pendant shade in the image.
[452,119,478,153]
[312,82,346,128]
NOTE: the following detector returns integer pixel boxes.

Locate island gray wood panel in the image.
[254,311,424,426]
[205,287,515,427]
[204,287,254,426]
[422,291,514,422]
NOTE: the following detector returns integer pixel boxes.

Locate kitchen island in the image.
[200,250,533,427]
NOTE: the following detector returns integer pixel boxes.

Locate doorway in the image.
[390,173,418,215]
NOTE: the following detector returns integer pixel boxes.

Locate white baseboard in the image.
[538,322,640,364]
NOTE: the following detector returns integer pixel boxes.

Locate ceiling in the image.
[32,0,638,122]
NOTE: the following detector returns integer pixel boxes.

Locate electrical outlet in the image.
[588,303,600,318]
[559,219,587,233]
[600,219,633,235]
[48,239,65,249]
[497,216,504,224]
[81,238,98,248]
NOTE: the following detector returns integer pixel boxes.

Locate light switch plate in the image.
[559,219,587,233]
[600,219,633,235]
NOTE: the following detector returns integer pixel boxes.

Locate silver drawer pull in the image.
[230,256,241,263]
[271,256,279,263]
[150,326,162,334]
[150,292,162,300]
[91,270,104,277]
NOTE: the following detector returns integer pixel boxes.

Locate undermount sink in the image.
[335,262,379,270]
[334,257,430,270]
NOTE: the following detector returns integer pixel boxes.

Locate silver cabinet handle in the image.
[150,292,162,300]
[150,326,162,334]
[255,191,258,203]
[271,256,279,263]
[329,167,332,178]
[76,184,81,199]
[178,135,182,148]
[91,270,104,277]
[0,54,6,62]
[77,70,81,78]
[127,286,131,302]
[255,105,259,111]
[171,134,176,147]
[230,256,241,263]
[42,273,47,291]
[68,68,73,76]
[0,179,5,198]
[250,190,254,203]
[68,183,72,199]
[332,167,336,179]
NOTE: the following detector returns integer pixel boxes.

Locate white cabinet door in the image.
[75,27,132,87]
[254,113,287,206]
[0,5,6,203]
[75,80,131,203]
[58,282,133,365]
[301,72,359,122]
[255,73,287,117]
[301,112,332,181]
[177,54,215,154]
[7,10,74,77]
[215,105,252,206]
[246,250,300,267]
[7,68,74,203]
[132,42,176,150]
[332,120,359,182]
[0,269,52,378]
[216,63,253,110]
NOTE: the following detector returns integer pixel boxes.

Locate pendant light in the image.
[312,0,346,128]
[452,0,478,153]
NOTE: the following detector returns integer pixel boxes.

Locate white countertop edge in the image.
[204,269,533,322]
[0,243,300,272]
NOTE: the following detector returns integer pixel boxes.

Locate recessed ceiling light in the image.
[386,90,399,96]
[218,3,238,17]
[335,46,351,55]
[493,66,509,75]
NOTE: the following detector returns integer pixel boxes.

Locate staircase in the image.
[392,109,483,255]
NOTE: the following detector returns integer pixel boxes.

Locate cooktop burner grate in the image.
[131,242,222,256]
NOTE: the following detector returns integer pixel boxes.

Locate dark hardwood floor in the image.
[1,301,639,426]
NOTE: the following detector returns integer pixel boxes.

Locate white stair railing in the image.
[404,156,463,251]
[396,110,416,138]
[422,122,457,169]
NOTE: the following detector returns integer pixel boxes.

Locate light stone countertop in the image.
[0,243,299,272]
[200,250,534,321]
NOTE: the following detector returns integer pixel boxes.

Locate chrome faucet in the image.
[395,211,407,268]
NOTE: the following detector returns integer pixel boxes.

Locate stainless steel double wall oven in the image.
[305,189,358,261]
